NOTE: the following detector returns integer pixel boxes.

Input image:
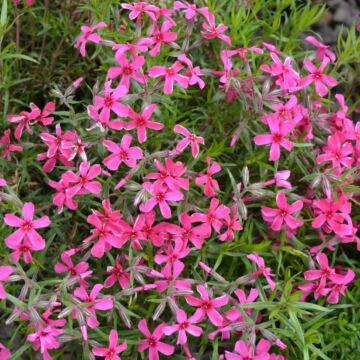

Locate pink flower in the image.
[300,57,337,97]
[201,12,231,46]
[178,54,205,89]
[163,309,202,345]
[316,132,353,169]
[219,213,243,241]
[261,192,303,231]
[305,36,336,62]
[304,253,337,288]
[90,81,129,124]
[92,329,127,360]
[261,53,300,90]
[312,195,353,236]
[121,2,159,23]
[254,118,295,161]
[125,104,164,143]
[103,134,143,170]
[0,343,11,360]
[154,237,190,269]
[7,238,35,263]
[140,182,184,219]
[145,21,177,57]
[225,288,258,322]
[146,158,189,191]
[104,256,130,289]
[75,22,107,57]
[174,1,199,20]
[54,252,92,286]
[0,130,23,160]
[0,266,13,299]
[225,339,272,360]
[247,254,276,291]
[326,269,355,304]
[27,323,64,359]
[185,285,228,326]
[167,212,209,249]
[4,202,51,250]
[0,178,6,187]
[191,197,230,235]
[7,105,40,140]
[195,157,221,197]
[107,55,146,90]
[64,161,102,196]
[48,178,78,213]
[137,320,175,360]
[148,62,189,95]
[73,284,113,337]
[30,102,55,126]
[173,124,205,158]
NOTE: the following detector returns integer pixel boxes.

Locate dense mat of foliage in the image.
[1,1,360,359]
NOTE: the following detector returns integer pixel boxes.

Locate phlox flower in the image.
[29,102,55,126]
[178,54,205,89]
[261,192,303,232]
[0,266,13,299]
[201,12,231,46]
[137,320,175,360]
[225,288,259,322]
[121,2,159,23]
[163,309,202,345]
[174,1,200,20]
[325,269,355,304]
[225,339,272,360]
[254,118,295,161]
[148,61,189,95]
[7,105,41,140]
[124,104,164,143]
[75,22,107,57]
[108,55,146,90]
[305,36,336,62]
[0,343,11,360]
[185,284,229,326]
[195,157,221,197]
[92,330,127,360]
[300,57,337,97]
[103,134,143,170]
[144,21,177,57]
[303,253,337,288]
[154,237,190,269]
[173,124,205,158]
[247,254,276,290]
[0,129,23,160]
[4,202,51,250]
[140,182,184,219]
[104,256,130,289]
[219,213,243,241]
[48,177,78,213]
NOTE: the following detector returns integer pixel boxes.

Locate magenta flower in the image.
[125,104,164,143]
[219,213,243,241]
[173,124,205,158]
[91,81,129,124]
[75,22,107,57]
[64,161,102,196]
[92,329,127,360]
[300,57,337,97]
[103,134,143,170]
[163,309,202,345]
[261,192,303,231]
[305,36,336,62]
[191,197,230,235]
[4,202,51,250]
[27,323,64,359]
[167,212,209,249]
[137,320,175,360]
[304,253,337,287]
[225,339,272,360]
[247,254,276,291]
[0,266,13,299]
[254,118,295,161]
[316,132,353,169]
[225,288,259,322]
[140,182,184,219]
[0,130,23,160]
[174,1,199,20]
[145,21,177,57]
[7,105,40,140]
[104,256,130,289]
[73,284,113,335]
[121,2,159,23]
[178,54,205,89]
[146,158,189,191]
[0,343,11,360]
[311,195,353,236]
[185,285,228,326]
[195,157,221,197]
[326,269,355,304]
[107,55,146,90]
[0,178,6,187]
[48,178,78,213]
[201,12,231,46]
[148,62,189,95]
[154,237,190,269]
[29,101,55,126]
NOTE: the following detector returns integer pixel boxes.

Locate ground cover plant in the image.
[1,0,360,359]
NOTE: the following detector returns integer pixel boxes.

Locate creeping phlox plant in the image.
[1,1,360,359]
